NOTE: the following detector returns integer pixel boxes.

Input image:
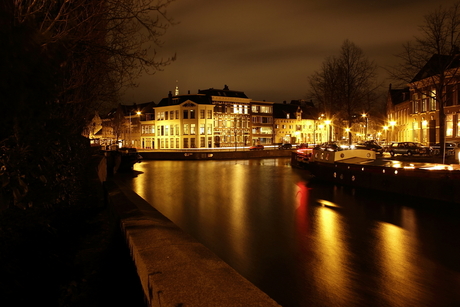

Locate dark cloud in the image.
[121,0,460,105]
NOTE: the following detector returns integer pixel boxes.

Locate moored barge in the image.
[292,148,460,204]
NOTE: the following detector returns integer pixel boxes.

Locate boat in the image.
[103,147,143,174]
[292,146,460,204]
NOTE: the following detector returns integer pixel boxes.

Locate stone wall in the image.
[105,179,281,307]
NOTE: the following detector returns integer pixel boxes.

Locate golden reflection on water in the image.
[227,164,249,269]
[377,210,425,306]
[315,203,352,305]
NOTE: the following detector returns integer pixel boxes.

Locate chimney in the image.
[168,91,172,105]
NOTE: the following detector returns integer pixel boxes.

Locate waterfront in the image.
[117,158,460,307]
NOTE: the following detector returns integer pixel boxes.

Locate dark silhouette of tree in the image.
[308,40,379,143]
[0,0,175,209]
[388,1,460,157]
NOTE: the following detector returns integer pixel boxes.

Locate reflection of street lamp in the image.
[324,120,331,142]
[234,118,237,151]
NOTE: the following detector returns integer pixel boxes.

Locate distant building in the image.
[273,100,317,145]
[101,87,324,149]
[251,100,274,145]
[198,86,252,148]
[409,54,460,144]
[386,85,410,142]
[387,53,460,145]
[83,112,103,145]
[155,92,214,149]
[138,102,156,149]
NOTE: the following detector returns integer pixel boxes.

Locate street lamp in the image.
[362,113,368,140]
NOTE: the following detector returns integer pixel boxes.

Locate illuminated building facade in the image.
[386,86,410,143]
[154,93,215,149]
[198,87,252,148]
[251,100,274,145]
[102,87,324,149]
[388,54,460,145]
[273,101,317,145]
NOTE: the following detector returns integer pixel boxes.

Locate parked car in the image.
[388,142,429,157]
[430,142,457,156]
[354,140,383,154]
[249,144,264,151]
[279,143,293,150]
[314,142,343,152]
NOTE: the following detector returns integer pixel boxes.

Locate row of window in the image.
[157,109,213,120]
[147,136,215,149]
[252,116,272,124]
[214,118,250,128]
[412,87,460,114]
[214,104,250,114]
[274,124,314,130]
[154,124,213,136]
[251,105,272,113]
[143,122,317,135]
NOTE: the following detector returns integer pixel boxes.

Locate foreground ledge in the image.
[106,179,280,307]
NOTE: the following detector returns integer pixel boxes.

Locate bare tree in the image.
[0,0,176,209]
[308,40,379,143]
[13,0,176,129]
[389,1,460,157]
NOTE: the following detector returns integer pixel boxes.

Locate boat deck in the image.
[338,157,460,171]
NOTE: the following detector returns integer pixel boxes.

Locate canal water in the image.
[118,158,460,307]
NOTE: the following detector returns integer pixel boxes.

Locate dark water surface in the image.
[118,158,460,307]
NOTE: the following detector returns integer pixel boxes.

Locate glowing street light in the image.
[362,113,368,140]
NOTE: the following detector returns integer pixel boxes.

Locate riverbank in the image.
[0,155,145,307]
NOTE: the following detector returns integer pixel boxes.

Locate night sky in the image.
[121,0,459,105]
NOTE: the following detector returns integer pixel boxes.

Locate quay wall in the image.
[97,155,280,307]
[139,149,292,160]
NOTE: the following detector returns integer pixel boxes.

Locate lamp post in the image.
[362,113,368,140]
[345,127,351,144]
[136,111,141,148]
[383,126,389,145]
[389,121,396,142]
